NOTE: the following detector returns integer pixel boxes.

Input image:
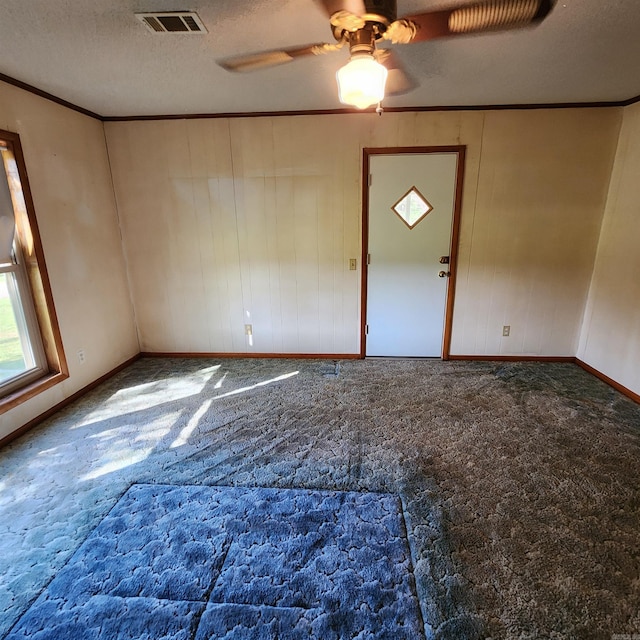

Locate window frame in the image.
[0,256,48,395]
[0,129,67,415]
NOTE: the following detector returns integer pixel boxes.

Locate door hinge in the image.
[368,174,372,186]
[367,253,371,265]
[365,324,369,334]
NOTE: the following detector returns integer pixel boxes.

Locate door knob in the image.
[438,270,451,278]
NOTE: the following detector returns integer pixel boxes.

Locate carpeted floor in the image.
[7,484,424,639]
[0,357,639,639]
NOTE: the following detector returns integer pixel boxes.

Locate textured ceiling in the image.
[0,0,639,118]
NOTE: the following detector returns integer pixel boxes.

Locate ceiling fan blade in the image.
[316,0,367,19]
[397,0,554,44]
[375,49,416,96]
[219,43,336,72]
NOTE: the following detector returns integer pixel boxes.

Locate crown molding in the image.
[2,72,639,122]
[0,73,102,120]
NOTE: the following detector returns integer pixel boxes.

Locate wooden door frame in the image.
[360,146,466,359]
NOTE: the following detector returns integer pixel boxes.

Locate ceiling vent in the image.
[135,12,207,34]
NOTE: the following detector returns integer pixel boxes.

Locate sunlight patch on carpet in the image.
[7,484,425,639]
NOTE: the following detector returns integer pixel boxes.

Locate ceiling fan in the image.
[219,0,556,110]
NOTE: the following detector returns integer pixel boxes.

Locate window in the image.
[0,130,67,413]
[391,186,433,229]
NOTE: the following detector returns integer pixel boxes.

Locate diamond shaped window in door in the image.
[391,187,433,229]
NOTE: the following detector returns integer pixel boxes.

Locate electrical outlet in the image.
[77,349,86,363]
[502,325,510,337]
[349,258,357,271]
[244,324,252,336]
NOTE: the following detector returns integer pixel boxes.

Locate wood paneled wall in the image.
[105,108,621,357]
[453,109,622,355]
[107,116,362,354]
[578,101,640,396]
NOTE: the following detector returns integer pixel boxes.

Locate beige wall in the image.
[0,82,138,439]
[106,116,368,354]
[453,109,621,355]
[578,101,640,396]
[105,108,620,357]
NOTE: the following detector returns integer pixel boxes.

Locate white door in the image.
[365,152,458,357]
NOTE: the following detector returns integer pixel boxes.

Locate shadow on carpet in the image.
[7,484,425,639]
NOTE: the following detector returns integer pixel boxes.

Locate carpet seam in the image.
[398,494,429,640]
[2,480,139,639]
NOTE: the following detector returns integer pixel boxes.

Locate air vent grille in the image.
[136,12,207,34]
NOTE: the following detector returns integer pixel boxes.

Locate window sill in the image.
[0,371,68,416]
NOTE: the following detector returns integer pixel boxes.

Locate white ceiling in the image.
[0,0,639,118]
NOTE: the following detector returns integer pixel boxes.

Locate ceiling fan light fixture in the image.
[336,53,388,109]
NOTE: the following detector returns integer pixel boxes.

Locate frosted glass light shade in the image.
[336,54,388,109]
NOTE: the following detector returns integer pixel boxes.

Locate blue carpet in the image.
[7,484,425,639]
